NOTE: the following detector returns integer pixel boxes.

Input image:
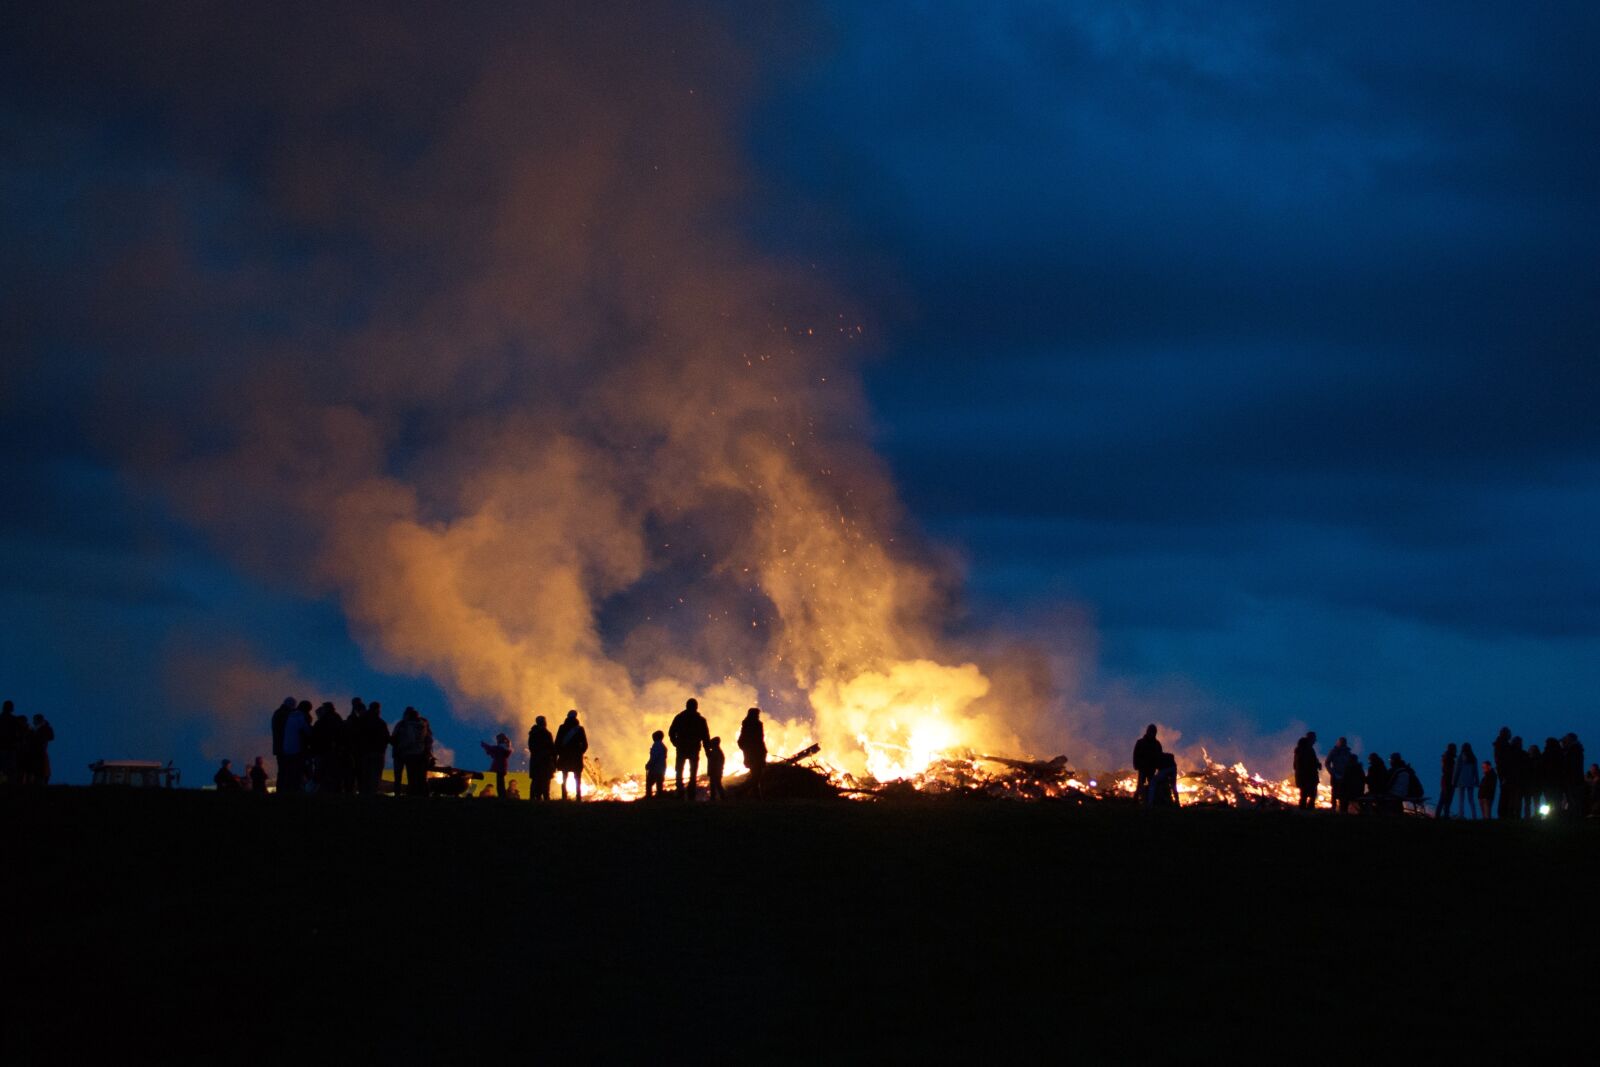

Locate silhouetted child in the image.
[249,756,269,794]
[706,737,726,801]
[645,730,667,798]
[1478,761,1497,819]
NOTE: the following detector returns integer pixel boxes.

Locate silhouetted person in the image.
[0,700,22,785]
[1385,753,1418,815]
[1587,763,1600,818]
[270,697,295,792]
[1150,751,1179,807]
[249,756,269,794]
[1542,736,1564,817]
[555,710,587,800]
[1478,761,1496,819]
[1132,724,1163,801]
[1524,742,1544,817]
[527,716,556,801]
[669,698,710,800]
[1561,734,1585,821]
[645,730,667,798]
[1365,753,1389,810]
[1293,732,1320,810]
[1326,737,1355,814]
[706,737,726,801]
[738,708,767,797]
[1506,736,1527,820]
[279,700,313,793]
[1493,727,1514,819]
[481,733,511,799]
[214,759,243,792]
[1345,751,1367,811]
[391,708,431,796]
[1437,743,1458,819]
[310,702,346,792]
[1452,743,1479,819]
[353,700,390,795]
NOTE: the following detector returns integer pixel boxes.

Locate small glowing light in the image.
[1088,779,1098,788]
[1539,803,1552,817]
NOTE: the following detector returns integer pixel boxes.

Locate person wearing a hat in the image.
[481,732,513,800]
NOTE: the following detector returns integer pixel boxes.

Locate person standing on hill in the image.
[1132,724,1163,803]
[527,716,556,801]
[1541,737,1564,816]
[1477,761,1496,819]
[738,708,768,797]
[0,700,24,784]
[669,698,710,800]
[270,697,295,792]
[705,736,726,801]
[1506,736,1527,819]
[1325,737,1355,814]
[1560,734,1585,820]
[1492,727,1514,818]
[353,701,390,795]
[1293,732,1320,810]
[555,710,588,801]
[391,708,431,796]
[1452,743,1479,819]
[280,701,313,793]
[481,733,512,799]
[1345,750,1367,811]
[1365,753,1389,808]
[645,730,668,798]
[1436,743,1458,819]
[309,703,346,792]
[1524,742,1544,817]
[21,714,53,786]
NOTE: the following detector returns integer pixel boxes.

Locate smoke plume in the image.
[66,4,1076,776]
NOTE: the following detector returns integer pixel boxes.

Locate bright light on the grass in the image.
[1539,803,1551,817]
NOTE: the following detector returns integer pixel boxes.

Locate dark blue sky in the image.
[3,2,1597,781]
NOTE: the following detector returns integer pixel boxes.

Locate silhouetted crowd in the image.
[210,694,771,801]
[0,701,53,787]
[1133,723,1598,819]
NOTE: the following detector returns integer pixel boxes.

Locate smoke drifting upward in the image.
[72,4,1064,775]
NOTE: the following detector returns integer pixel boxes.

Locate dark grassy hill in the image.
[7,789,1594,1062]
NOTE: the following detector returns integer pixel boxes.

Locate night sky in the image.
[4,2,1598,783]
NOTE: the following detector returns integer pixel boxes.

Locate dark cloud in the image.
[746,2,1600,752]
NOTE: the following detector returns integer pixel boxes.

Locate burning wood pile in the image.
[583,740,1311,808]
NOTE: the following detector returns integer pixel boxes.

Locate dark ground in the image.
[6,788,1596,1062]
